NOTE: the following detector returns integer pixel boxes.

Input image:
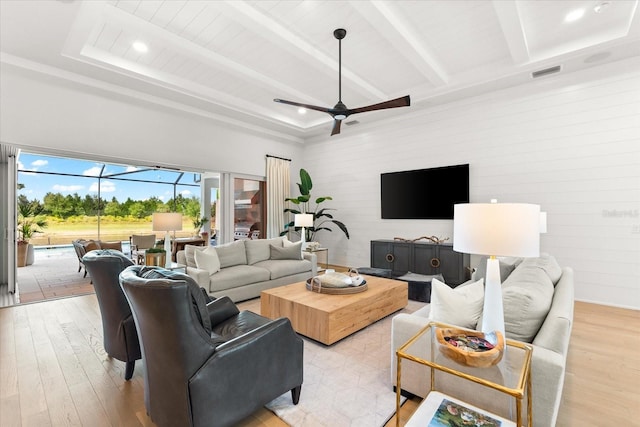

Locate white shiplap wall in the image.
[301,57,640,309]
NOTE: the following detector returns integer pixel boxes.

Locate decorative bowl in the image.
[435,327,504,368]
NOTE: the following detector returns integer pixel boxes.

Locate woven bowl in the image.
[435,327,504,368]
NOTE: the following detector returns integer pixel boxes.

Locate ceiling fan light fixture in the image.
[273,28,410,136]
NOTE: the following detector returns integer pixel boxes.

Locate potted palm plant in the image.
[192,216,210,240]
[17,204,47,267]
[281,168,349,243]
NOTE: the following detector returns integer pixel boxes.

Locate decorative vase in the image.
[17,241,29,267]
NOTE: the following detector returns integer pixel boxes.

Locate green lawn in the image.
[30,217,199,246]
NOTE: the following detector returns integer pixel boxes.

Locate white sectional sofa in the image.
[391,254,574,427]
[177,237,317,302]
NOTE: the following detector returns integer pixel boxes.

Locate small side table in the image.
[396,321,532,427]
[305,247,329,271]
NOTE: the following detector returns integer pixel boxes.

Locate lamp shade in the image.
[294,213,314,227]
[453,203,540,257]
[152,212,183,232]
[539,212,548,234]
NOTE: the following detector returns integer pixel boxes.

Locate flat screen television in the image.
[381,164,469,219]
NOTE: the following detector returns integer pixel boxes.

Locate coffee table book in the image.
[405,391,515,427]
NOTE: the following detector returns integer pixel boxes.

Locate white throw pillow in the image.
[194,247,221,275]
[429,278,484,329]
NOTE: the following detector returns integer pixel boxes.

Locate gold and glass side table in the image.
[396,321,533,427]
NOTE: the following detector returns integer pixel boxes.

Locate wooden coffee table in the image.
[260,275,408,345]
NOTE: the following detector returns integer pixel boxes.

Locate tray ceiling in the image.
[1,0,638,142]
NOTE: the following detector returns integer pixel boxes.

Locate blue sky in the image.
[18,153,201,203]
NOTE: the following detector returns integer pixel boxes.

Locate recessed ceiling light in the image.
[594,1,611,13]
[565,8,585,22]
[132,41,148,53]
[297,108,306,115]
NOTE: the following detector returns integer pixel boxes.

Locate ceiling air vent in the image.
[344,120,359,126]
[531,65,562,79]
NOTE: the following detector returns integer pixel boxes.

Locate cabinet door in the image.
[370,240,411,273]
[371,241,392,269]
[437,246,470,285]
[412,243,438,275]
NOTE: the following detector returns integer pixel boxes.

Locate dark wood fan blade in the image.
[273,99,331,114]
[331,119,342,136]
[347,95,410,115]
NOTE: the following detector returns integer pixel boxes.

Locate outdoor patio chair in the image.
[129,234,156,264]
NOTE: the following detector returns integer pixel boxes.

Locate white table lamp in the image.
[294,213,314,249]
[152,212,183,267]
[540,211,548,234]
[453,202,540,341]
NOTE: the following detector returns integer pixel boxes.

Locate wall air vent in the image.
[344,120,359,126]
[531,65,562,78]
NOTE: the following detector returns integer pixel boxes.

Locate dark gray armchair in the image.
[119,265,303,427]
[82,249,141,380]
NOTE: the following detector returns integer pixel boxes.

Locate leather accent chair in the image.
[83,249,141,380]
[119,265,303,427]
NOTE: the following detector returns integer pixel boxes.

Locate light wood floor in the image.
[0,295,638,426]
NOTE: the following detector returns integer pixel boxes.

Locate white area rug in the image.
[264,301,424,427]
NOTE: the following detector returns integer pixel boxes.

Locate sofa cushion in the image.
[245,237,284,265]
[208,265,270,292]
[195,247,221,275]
[518,253,563,285]
[270,241,303,260]
[184,244,207,268]
[428,278,484,329]
[473,257,518,283]
[254,258,313,280]
[499,260,555,343]
[215,240,247,268]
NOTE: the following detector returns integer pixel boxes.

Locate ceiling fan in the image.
[274,28,411,136]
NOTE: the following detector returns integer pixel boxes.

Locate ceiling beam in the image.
[354,0,449,87]
[492,0,530,65]
[220,0,388,100]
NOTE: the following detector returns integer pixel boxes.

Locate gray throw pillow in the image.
[518,253,563,285]
[270,241,303,260]
[215,240,247,268]
[500,264,555,343]
[184,244,206,268]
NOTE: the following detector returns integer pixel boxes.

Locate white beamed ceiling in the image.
[1,0,639,141]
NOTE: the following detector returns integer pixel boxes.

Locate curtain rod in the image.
[266,154,291,162]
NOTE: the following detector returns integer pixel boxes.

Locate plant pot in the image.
[26,243,35,265]
[145,251,166,267]
[17,242,29,267]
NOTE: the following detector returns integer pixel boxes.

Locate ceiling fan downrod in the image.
[334,28,346,103]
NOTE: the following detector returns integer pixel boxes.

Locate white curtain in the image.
[266,156,290,239]
[0,144,19,292]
